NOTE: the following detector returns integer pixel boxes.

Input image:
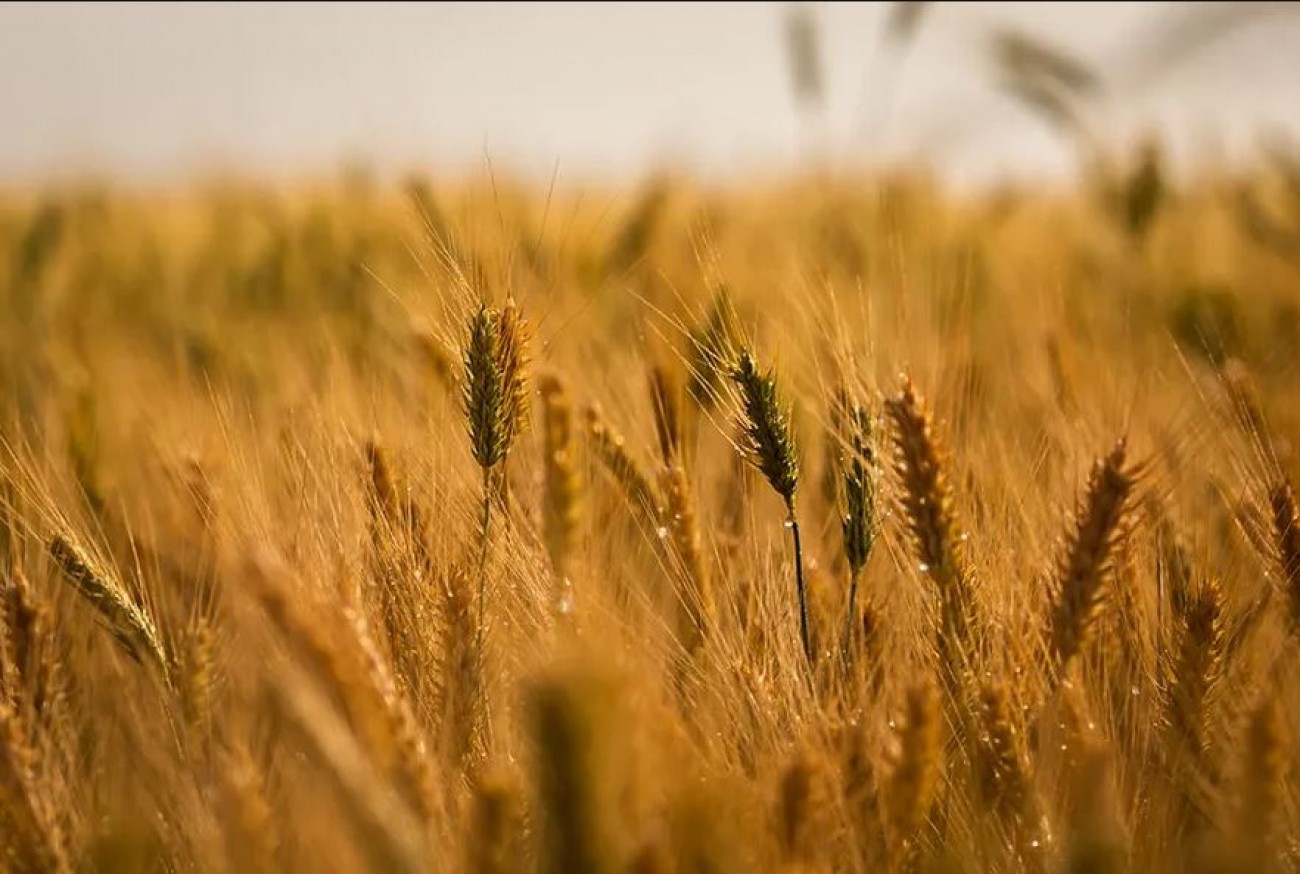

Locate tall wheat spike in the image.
[1048,440,1135,676]
[731,350,809,666]
[974,681,1046,864]
[2,567,65,734]
[1165,576,1224,780]
[462,298,530,746]
[885,379,977,693]
[540,373,583,585]
[834,386,879,667]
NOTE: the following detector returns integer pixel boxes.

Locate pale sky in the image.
[3,1,1300,187]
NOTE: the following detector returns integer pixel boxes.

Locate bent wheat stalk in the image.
[462,299,530,745]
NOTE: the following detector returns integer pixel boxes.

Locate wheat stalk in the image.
[731,349,809,666]
[885,379,977,697]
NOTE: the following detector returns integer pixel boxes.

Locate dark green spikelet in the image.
[464,305,507,470]
[731,351,799,510]
[839,395,878,576]
[463,299,530,471]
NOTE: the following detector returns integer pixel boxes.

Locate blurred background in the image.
[2,1,1300,188]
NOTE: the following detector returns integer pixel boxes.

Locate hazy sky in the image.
[3,2,1300,186]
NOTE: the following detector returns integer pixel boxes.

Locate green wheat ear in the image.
[731,348,810,666]
[731,351,799,510]
[464,305,507,470]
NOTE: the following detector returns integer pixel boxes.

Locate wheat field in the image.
[2,152,1300,873]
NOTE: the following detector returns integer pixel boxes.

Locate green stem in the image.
[842,567,860,669]
[789,508,812,667]
[476,464,494,747]
[476,466,492,652]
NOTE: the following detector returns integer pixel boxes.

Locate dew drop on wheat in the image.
[556,579,575,615]
[918,562,930,574]
[656,526,669,540]
[783,519,794,529]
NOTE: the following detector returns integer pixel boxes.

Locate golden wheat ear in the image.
[885,378,979,701]
[1048,440,1135,677]
[660,462,712,656]
[886,679,942,868]
[973,680,1047,863]
[0,699,73,873]
[585,403,662,521]
[539,373,583,586]
[48,533,171,689]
